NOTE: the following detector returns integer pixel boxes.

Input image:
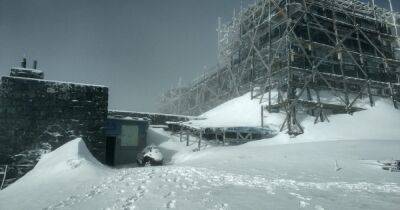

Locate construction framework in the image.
[160,0,400,135]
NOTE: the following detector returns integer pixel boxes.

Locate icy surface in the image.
[1,93,400,210]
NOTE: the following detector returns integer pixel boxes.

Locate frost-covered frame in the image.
[161,0,400,135]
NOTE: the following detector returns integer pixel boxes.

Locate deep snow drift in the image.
[0,138,112,209]
[1,92,400,210]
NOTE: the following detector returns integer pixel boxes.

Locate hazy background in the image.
[0,0,398,112]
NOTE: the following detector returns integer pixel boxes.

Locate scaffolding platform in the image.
[265,99,365,113]
[161,0,400,136]
[166,122,277,146]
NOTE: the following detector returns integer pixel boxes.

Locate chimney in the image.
[33,60,38,69]
[21,58,27,68]
[11,58,44,79]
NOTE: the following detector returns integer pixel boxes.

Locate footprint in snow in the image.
[213,203,229,210]
[66,159,82,169]
[122,196,136,209]
[299,201,310,208]
[164,191,176,198]
[118,188,146,210]
[180,183,188,189]
[123,204,136,210]
[138,185,146,191]
[166,200,176,209]
[220,203,229,210]
[142,179,151,184]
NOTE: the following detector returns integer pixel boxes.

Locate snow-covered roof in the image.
[11,67,44,74]
[2,76,108,88]
[107,116,150,122]
[109,110,196,119]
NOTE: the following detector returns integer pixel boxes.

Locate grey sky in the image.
[0,0,398,112]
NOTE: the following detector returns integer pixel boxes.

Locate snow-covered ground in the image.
[1,92,400,210]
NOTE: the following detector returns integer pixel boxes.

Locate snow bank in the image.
[256,98,400,146]
[149,128,400,210]
[1,93,399,210]
[187,91,400,145]
[189,92,263,128]
[30,138,107,175]
[0,138,111,209]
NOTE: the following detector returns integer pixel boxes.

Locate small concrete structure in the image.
[105,117,149,166]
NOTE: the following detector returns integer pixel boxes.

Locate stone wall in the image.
[0,74,108,174]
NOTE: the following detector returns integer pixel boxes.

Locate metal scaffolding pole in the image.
[160,0,400,135]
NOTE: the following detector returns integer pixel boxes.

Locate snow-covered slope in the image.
[190,91,400,144]
[1,93,399,210]
[195,92,263,127]
[0,138,112,209]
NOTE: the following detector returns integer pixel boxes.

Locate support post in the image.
[179,125,183,142]
[261,105,264,127]
[388,0,400,47]
[389,83,398,109]
[251,84,254,99]
[0,165,8,190]
[198,130,203,151]
[222,129,226,145]
[367,80,374,107]
[186,132,190,146]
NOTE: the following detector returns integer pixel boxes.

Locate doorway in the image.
[106,136,116,166]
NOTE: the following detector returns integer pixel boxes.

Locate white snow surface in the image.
[1,92,400,210]
[189,92,400,144]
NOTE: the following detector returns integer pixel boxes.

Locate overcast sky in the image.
[0,0,398,112]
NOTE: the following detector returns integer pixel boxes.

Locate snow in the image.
[188,91,400,145]
[3,76,107,88]
[1,92,400,210]
[141,145,164,162]
[0,138,112,209]
[187,92,262,128]
[257,97,400,145]
[109,110,198,119]
[11,67,44,74]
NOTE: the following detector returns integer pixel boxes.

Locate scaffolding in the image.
[160,0,400,135]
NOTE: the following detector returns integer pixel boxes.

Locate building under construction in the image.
[160,0,400,135]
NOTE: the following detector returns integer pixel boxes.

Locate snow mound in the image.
[257,98,400,145]
[1,93,399,210]
[0,138,111,209]
[30,138,106,175]
[188,91,400,145]
[197,92,262,127]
